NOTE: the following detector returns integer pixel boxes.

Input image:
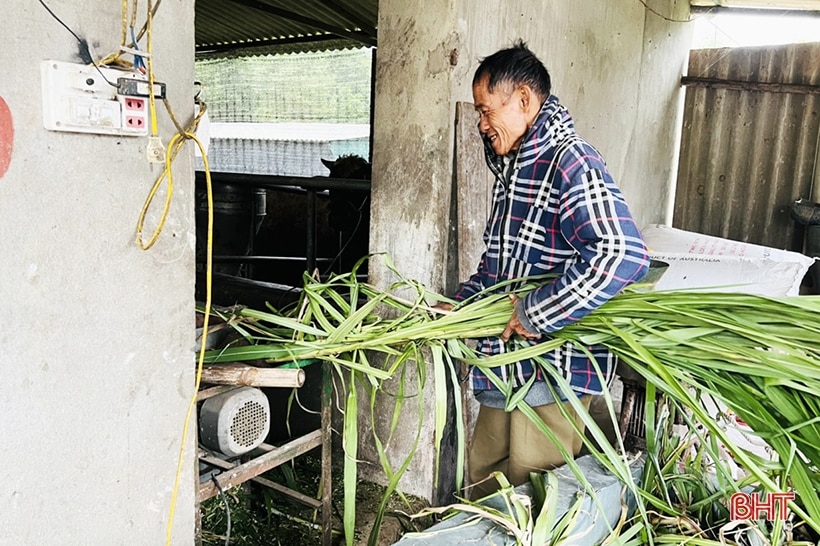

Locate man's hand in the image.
[431,302,454,314]
[500,295,541,342]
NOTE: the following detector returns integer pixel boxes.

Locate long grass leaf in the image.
[343,370,358,546]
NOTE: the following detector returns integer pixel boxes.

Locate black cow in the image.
[321,155,371,274]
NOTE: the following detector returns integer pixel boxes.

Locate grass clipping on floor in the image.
[203,258,820,544]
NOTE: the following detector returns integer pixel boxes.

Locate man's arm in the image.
[518,163,649,335]
[451,252,490,302]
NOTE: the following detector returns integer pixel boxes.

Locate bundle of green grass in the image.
[202,260,820,543]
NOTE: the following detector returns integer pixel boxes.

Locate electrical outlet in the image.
[123,97,145,111]
[120,95,148,132]
[125,116,145,129]
[41,60,150,136]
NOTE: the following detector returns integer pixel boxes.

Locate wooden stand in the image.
[197,362,333,546]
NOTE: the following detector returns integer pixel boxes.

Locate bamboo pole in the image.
[201,363,305,388]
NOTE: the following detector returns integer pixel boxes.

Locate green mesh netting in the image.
[195,48,372,124]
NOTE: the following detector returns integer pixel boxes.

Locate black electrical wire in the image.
[38,0,92,63]
[38,0,118,88]
[320,191,373,279]
[211,475,232,546]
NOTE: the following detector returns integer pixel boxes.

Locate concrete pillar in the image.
[0,2,197,543]
[362,0,462,504]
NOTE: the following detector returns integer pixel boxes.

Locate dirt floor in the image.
[200,453,432,546]
[199,388,625,546]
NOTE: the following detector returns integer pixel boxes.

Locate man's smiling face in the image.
[472,76,531,156]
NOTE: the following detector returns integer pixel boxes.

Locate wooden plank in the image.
[200,454,322,509]
[320,362,333,546]
[452,102,494,495]
[454,102,493,283]
[253,476,323,509]
[198,429,322,501]
[197,385,235,401]
[201,363,305,388]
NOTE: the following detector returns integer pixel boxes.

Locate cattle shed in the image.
[1,1,819,544]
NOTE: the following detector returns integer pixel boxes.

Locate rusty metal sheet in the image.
[674,42,820,252]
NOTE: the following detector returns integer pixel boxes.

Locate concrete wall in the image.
[0,2,197,544]
[366,0,692,500]
[452,0,692,230]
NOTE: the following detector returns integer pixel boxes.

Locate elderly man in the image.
[439,40,650,499]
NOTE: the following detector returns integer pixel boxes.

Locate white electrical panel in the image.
[41,60,150,136]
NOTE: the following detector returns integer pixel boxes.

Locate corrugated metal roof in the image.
[195,1,820,58]
[195,0,377,58]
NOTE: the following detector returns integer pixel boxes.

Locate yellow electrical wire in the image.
[101,0,150,67]
[134,155,171,250]
[100,0,133,67]
[131,7,211,531]
[161,131,213,546]
[146,0,159,137]
[130,0,139,33]
[119,0,128,48]
[134,0,167,252]
[135,100,212,544]
[135,0,162,43]
[135,100,206,249]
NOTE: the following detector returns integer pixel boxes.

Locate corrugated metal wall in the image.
[196,137,369,177]
[674,42,820,251]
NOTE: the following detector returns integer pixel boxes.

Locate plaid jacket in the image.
[454,95,650,396]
